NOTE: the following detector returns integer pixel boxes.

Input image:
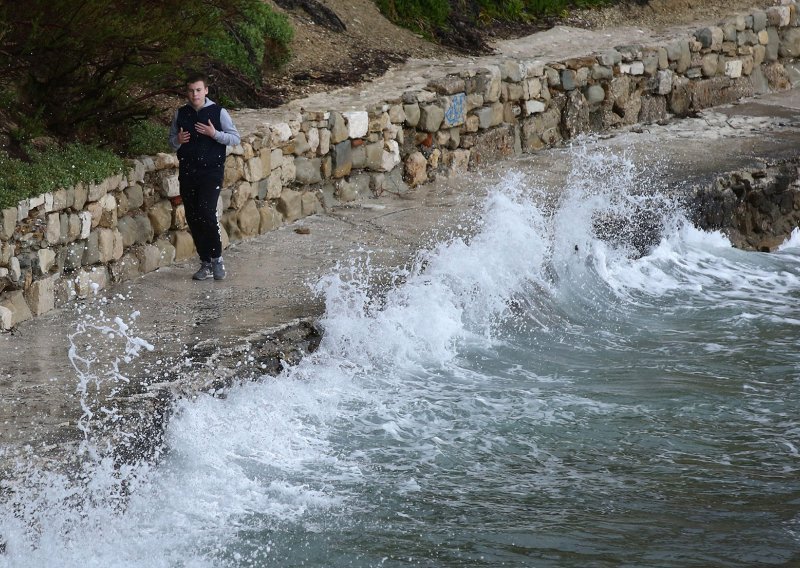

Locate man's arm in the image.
[214,109,241,146]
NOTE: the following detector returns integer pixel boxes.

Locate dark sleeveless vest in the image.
[175,103,226,177]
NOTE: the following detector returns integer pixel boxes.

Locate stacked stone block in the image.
[2,1,800,329]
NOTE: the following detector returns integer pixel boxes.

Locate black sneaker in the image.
[211,258,226,281]
[192,262,213,280]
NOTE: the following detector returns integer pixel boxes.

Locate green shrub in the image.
[478,0,526,21]
[9,107,47,146]
[377,0,615,39]
[532,0,614,16]
[374,0,451,38]
[0,144,124,209]
[206,2,294,82]
[0,0,294,140]
[127,120,171,156]
[478,0,614,20]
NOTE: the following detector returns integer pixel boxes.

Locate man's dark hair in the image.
[185,71,209,85]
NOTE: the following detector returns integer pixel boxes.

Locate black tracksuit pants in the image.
[180,170,223,262]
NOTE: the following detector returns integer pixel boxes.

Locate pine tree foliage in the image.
[0,0,292,143]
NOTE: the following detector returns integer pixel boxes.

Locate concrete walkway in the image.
[3,83,800,466]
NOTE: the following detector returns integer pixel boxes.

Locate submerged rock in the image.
[78,319,324,468]
[593,209,666,258]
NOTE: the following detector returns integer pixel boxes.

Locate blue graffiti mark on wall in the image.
[444,93,466,127]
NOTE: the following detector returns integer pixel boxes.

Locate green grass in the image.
[0,144,124,209]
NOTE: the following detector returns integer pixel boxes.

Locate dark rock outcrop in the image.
[688,160,800,251]
[96,319,323,467]
[274,0,347,32]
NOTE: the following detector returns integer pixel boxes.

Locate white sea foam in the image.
[778,227,800,251]
[315,172,553,369]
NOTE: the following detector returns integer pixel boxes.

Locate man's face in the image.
[186,81,208,110]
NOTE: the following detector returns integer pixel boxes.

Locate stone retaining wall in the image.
[2,2,800,330]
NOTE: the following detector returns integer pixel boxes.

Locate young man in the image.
[168,72,240,281]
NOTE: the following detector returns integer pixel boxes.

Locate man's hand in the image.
[195,119,217,138]
[177,127,190,144]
